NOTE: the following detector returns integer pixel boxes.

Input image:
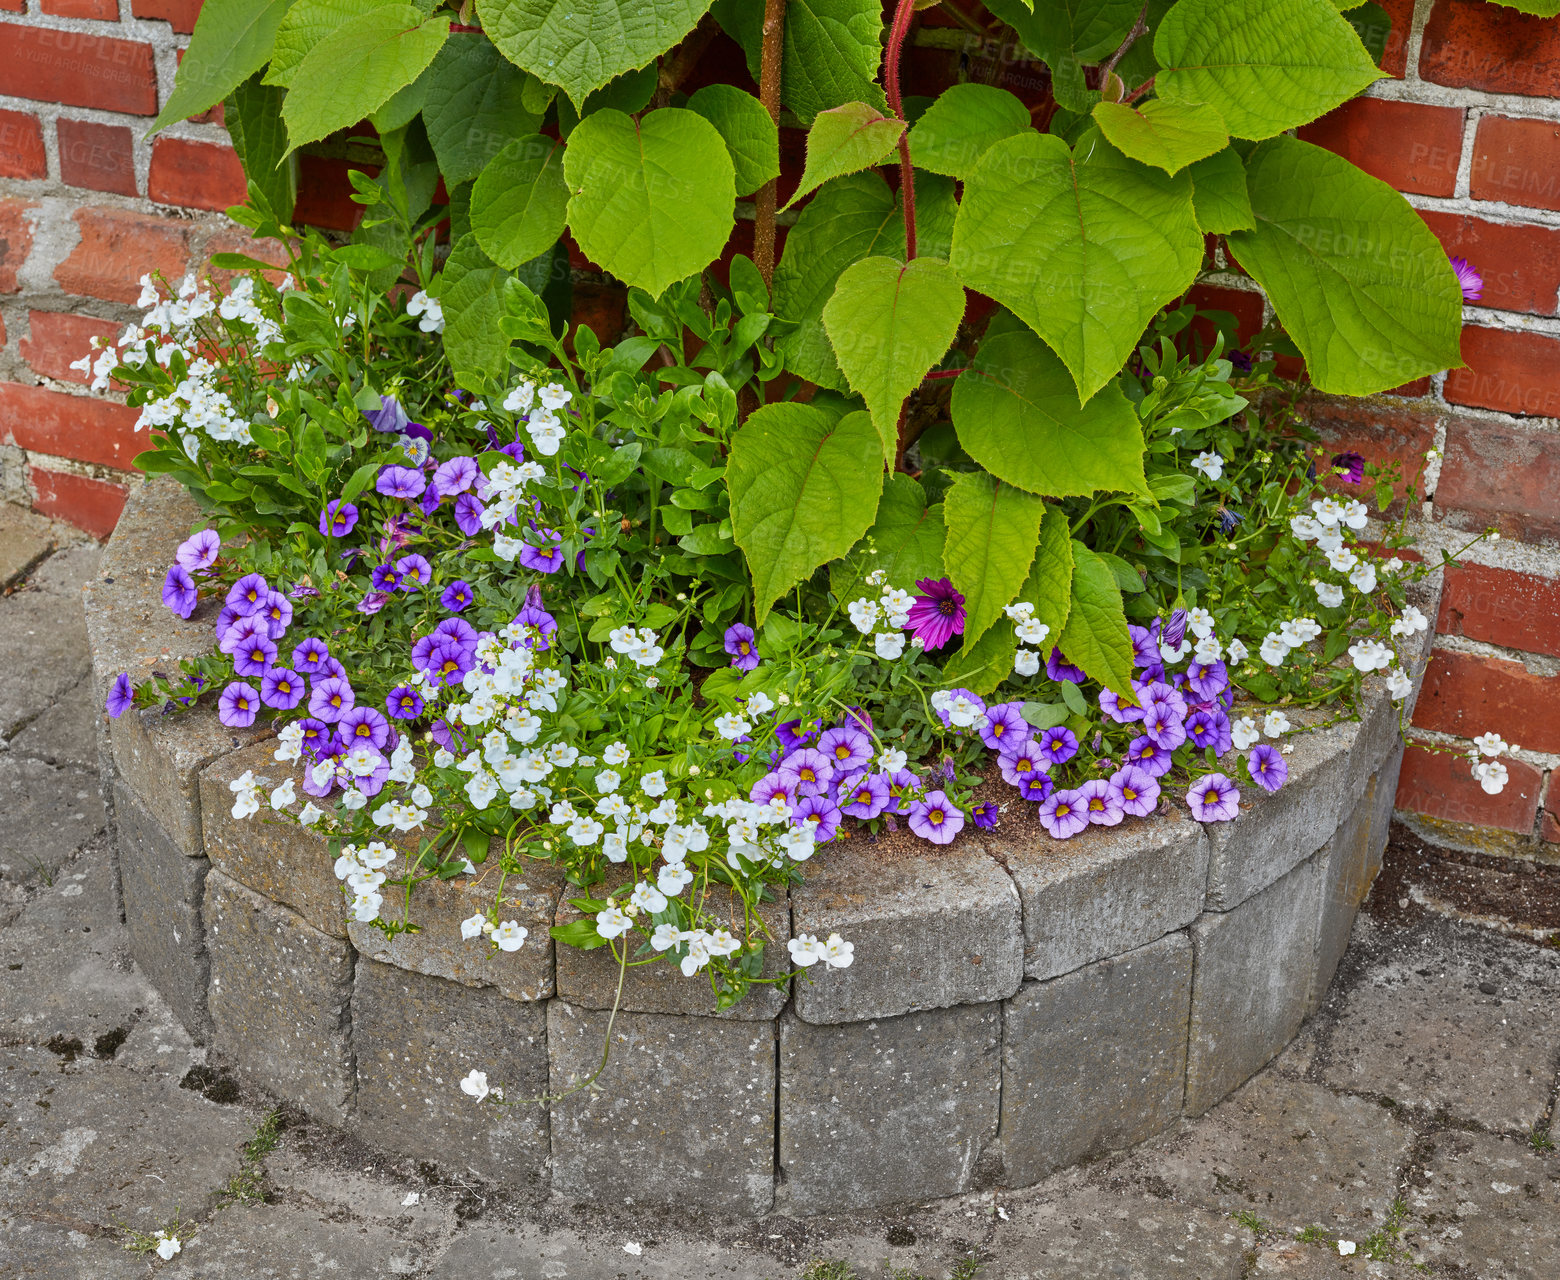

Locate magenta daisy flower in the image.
[904,577,966,651]
[1037,788,1088,839]
[1330,451,1365,485]
[908,789,965,844]
[1247,744,1289,793]
[105,672,134,718]
[1187,773,1241,822]
[1449,255,1482,302]
[1109,765,1160,817]
[1077,777,1124,826]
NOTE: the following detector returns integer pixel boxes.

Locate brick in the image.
[0,199,37,293]
[42,0,119,17]
[18,310,120,383]
[0,109,46,181]
[0,381,142,469]
[1395,742,1541,833]
[1445,325,1560,418]
[1374,0,1416,78]
[133,0,203,32]
[203,229,291,287]
[0,0,23,10]
[1438,560,1560,658]
[1470,116,1560,210]
[56,118,136,197]
[1298,98,1462,198]
[0,28,158,116]
[1295,396,1438,516]
[172,47,224,125]
[29,466,127,538]
[1421,0,1560,97]
[54,207,191,304]
[148,137,248,212]
[1417,210,1560,317]
[1413,648,1560,755]
[293,155,371,231]
[1436,412,1560,542]
[1182,283,1264,363]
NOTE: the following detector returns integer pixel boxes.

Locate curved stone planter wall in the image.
[86,480,1438,1217]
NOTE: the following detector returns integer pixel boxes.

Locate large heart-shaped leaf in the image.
[479,0,713,106]
[421,35,542,187]
[822,256,965,466]
[829,473,945,603]
[1187,147,1253,233]
[1027,504,1075,645]
[984,0,1140,112]
[472,135,569,269]
[951,131,1202,402]
[154,0,300,130]
[265,0,375,89]
[1155,0,1384,140]
[562,108,735,297]
[783,102,905,211]
[1057,542,1135,697]
[908,83,1031,181]
[728,405,884,623]
[1091,99,1229,175]
[951,323,1148,498]
[941,471,1048,648]
[687,84,779,198]
[1228,136,1464,396]
[782,0,887,123]
[225,76,296,220]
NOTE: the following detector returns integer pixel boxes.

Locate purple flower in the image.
[979,700,1029,750]
[419,486,442,516]
[1046,648,1087,683]
[793,794,842,843]
[999,739,1045,787]
[1162,608,1189,648]
[433,617,478,653]
[1110,765,1160,817]
[750,771,797,811]
[1138,681,1188,719]
[1185,661,1228,702]
[1038,726,1079,767]
[226,573,270,616]
[218,681,260,728]
[776,718,824,752]
[780,747,833,796]
[441,580,473,612]
[316,656,347,681]
[1126,735,1175,778]
[258,590,293,637]
[724,623,759,672]
[1185,709,1232,755]
[259,667,305,710]
[1098,688,1144,723]
[904,577,966,652]
[884,768,920,814]
[357,591,392,616]
[309,676,355,723]
[424,641,473,687]
[1141,702,1187,751]
[371,563,402,592]
[1037,788,1088,839]
[818,726,872,774]
[1129,624,1162,669]
[319,501,359,538]
[395,553,432,591]
[514,589,558,650]
[1230,349,1253,373]
[433,455,479,497]
[908,789,965,844]
[162,565,198,618]
[376,465,426,500]
[289,583,319,602]
[454,493,485,536]
[969,799,999,829]
[838,771,890,819]
[1330,451,1366,485]
[105,672,134,718]
[386,686,424,719]
[518,531,565,574]
[1450,255,1482,302]
[1187,773,1241,822]
[1247,744,1288,794]
[232,633,277,678]
[295,718,332,759]
[364,394,410,434]
[1078,777,1124,826]
[1020,771,1055,804]
[340,705,390,750]
[175,529,221,574]
[292,637,330,674]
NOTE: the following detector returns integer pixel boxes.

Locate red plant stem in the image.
[753,0,788,289]
[884,0,918,260]
[922,367,970,381]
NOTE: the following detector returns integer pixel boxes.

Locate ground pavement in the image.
[0,504,1556,1280]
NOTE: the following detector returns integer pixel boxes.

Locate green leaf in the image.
[1154,0,1385,141]
[772,172,904,391]
[728,405,885,624]
[1020,701,1071,730]
[1187,147,1254,233]
[479,0,713,106]
[266,0,378,90]
[1056,542,1135,696]
[783,102,905,211]
[1091,99,1228,175]
[1025,503,1075,644]
[782,0,887,123]
[941,472,1048,648]
[951,324,1148,498]
[1228,136,1464,396]
[471,134,569,269]
[152,0,299,132]
[283,7,451,150]
[1059,678,1090,716]
[951,131,1202,402]
[225,75,297,220]
[1346,2,1393,66]
[687,84,779,199]
[908,83,1032,181]
[435,237,511,383]
[943,622,1017,697]
[1485,0,1560,14]
[821,255,965,467]
[421,35,543,187]
[562,108,736,297]
[550,919,609,950]
[829,472,946,601]
[983,0,1139,112]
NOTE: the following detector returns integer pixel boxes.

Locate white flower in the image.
[1231,716,1260,750]
[788,933,825,967]
[274,723,304,763]
[1225,637,1248,663]
[639,769,667,797]
[406,290,444,333]
[1014,647,1040,676]
[1338,1240,1356,1257]
[567,815,605,846]
[1259,633,1290,666]
[1338,499,1369,530]
[1159,638,1192,664]
[1312,496,1346,528]
[1387,667,1414,702]
[1390,605,1428,637]
[1263,711,1291,737]
[747,691,775,716]
[1349,561,1378,595]
[1289,513,1322,542]
[1191,451,1224,481]
[847,597,879,634]
[459,1069,490,1101]
[1348,639,1394,672]
[595,906,632,939]
[657,862,693,896]
[350,889,382,922]
[1185,607,1215,639]
[1193,632,1223,663]
[650,922,682,951]
[153,1232,181,1261]
[878,746,907,772]
[1282,616,1322,645]
[1385,556,1404,574]
[269,778,296,810]
[502,380,536,413]
[461,913,486,940]
[298,801,323,826]
[539,381,572,410]
[623,1242,643,1257]
[465,771,499,809]
[492,920,528,951]
[1472,759,1509,795]
[874,631,906,660]
[1014,618,1050,646]
[946,694,982,728]
[1325,544,1359,574]
[820,933,854,968]
[341,787,368,811]
[712,712,750,740]
[629,881,668,914]
[1005,600,1035,622]
[1314,580,1345,609]
[1472,731,1509,757]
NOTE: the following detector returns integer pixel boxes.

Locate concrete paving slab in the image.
[164,1202,427,1276]
[0,503,63,591]
[0,544,97,739]
[10,675,101,770]
[0,1208,146,1280]
[0,755,104,887]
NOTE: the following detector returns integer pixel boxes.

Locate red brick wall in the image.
[2,0,1559,851]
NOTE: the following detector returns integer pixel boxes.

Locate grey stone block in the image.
[1309,779,1377,1014]
[352,960,549,1193]
[1203,714,1358,911]
[791,844,1021,1024]
[777,1001,1001,1212]
[115,780,212,1039]
[167,1203,430,1278]
[350,856,563,1002]
[1367,740,1405,882]
[994,812,1208,981]
[555,878,787,1019]
[1185,853,1323,1115]
[1000,931,1192,1185]
[204,869,356,1121]
[202,740,344,938]
[548,1002,775,1216]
